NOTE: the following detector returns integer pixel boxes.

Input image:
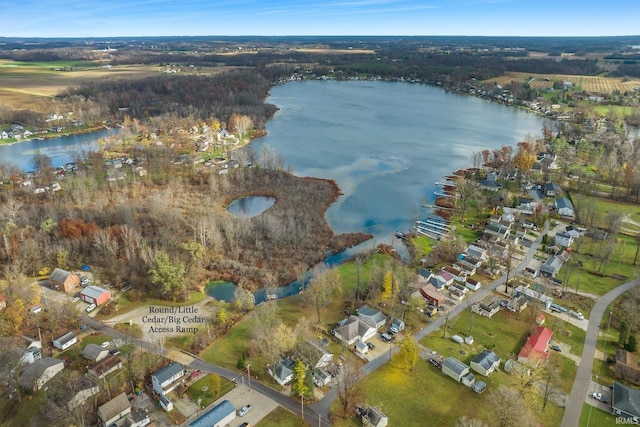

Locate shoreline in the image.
[0,124,111,147]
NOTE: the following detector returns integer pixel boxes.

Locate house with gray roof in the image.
[268,359,294,386]
[97,392,131,427]
[151,362,187,395]
[363,406,389,427]
[540,256,563,278]
[441,357,470,383]
[189,400,236,427]
[544,182,562,197]
[555,197,575,217]
[82,343,109,362]
[88,354,123,380]
[334,315,377,346]
[49,268,79,293]
[19,357,64,391]
[471,350,501,376]
[612,382,640,422]
[484,222,510,240]
[357,306,387,329]
[53,331,77,351]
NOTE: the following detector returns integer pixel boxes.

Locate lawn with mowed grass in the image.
[257,406,309,427]
[579,404,618,426]
[186,374,235,408]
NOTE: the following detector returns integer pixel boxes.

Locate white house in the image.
[334,315,377,346]
[555,197,575,217]
[19,357,64,391]
[466,277,481,291]
[470,350,501,376]
[53,331,77,351]
[151,362,187,395]
[357,306,387,329]
[555,231,574,248]
[268,359,294,386]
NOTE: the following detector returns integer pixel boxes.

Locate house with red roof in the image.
[419,284,446,307]
[518,326,553,365]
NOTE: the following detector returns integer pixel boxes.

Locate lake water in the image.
[226,196,276,218]
[0,128,119,171]
[251,80,545,257]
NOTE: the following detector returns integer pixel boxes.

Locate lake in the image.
[251,80,545,257]
[0,128,119,171]
[226,196,276,218]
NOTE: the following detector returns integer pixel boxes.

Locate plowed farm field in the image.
[485,71,640,94]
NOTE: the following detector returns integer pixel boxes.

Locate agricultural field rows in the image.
[486,71,640,94]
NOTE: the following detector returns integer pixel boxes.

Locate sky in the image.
[1,0,639,38]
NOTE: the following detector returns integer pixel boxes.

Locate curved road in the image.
[560,278,638,427]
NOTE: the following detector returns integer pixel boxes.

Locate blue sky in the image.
[2,0,638,38]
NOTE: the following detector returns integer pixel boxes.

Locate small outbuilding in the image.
[442,357,470,383]
[53,331,77,351]
[188,400,236,427]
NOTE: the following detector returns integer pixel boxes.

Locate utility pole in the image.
[246,363,251,392]
[301,394,304,420]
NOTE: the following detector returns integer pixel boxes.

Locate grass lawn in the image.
[185,374,235,408]
[579,404,618,426]
[0,394,46,426]
[257,406,309,427]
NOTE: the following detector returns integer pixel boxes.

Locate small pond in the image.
[226,196,275,218]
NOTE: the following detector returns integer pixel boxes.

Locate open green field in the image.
[579,404,618,426]
[257,406,309,427]
[186,374,235,408]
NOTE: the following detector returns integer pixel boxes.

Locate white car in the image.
[86,303,96,312]
[238,405,252,416]
[100,341,111,348]
[592,392,602,401]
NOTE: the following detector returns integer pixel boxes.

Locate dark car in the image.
[550,345,562,352]
[428,358,441,368]
[366,341,375,350]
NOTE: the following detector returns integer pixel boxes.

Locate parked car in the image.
[71,296,80,303]
[81,277,90,286]
[366,342,375,350]
[86,303,96,312]
[238,405,252,416]
[379,333,392,343]
[428,358,441,368]
[239,423,251,427]
[550,345,562,352]
[100,341,111,348]
[109,349,121,355]
[592,392,602,401]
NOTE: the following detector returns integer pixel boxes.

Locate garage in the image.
[81,286,111,306]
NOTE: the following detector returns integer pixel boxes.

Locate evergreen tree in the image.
[291,359,310,399]
[237,352,245,370]
[619,321,630,348]
[625,333,638,352]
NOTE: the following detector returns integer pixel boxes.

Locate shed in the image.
[472,380,487,394]
[80,286,111,306]
[189,400,236,427]
[441,357,470,383]
[159,394,173,412]
[451,335,464,344]
[363,406,389,427]
[461,372,475,387]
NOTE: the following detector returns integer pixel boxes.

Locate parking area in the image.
[185,383,279,426]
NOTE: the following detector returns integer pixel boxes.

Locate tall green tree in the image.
[148,250,186,301]
[619,321,630,348]
[291,359,311,399]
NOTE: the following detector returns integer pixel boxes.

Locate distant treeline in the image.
[58,68,285,127]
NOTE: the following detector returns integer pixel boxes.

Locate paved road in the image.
[560,278,638,427]
[311,220,549,418]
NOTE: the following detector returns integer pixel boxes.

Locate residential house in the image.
[390,318,405,332]
[313,368,332,387]
[555,197,575,217]
[614,350,640,386]
[419,284,446,307]
[417,268,433,282]
[441,357,471,383]
[363,406,389,427]
[484,222,510,240]
[518,197,537,215]
[458,254,483,270]
[151,362,187,395]
[357,306,387,329]
[268,358,294,386]
[471,350,501,376]
[514,285,553,310]
[49,268,79,293]
[82,343,110,362]
[53,331,77,351]
[524,259,542,278]
[67,376,100,409]
[434,270,455,287]
[297,340,333,369]
[19,357,64,391]
[471,301,501,318]
[465,245,487,262]
[518,326,553,365]
[509,295,528,312]
[555,231,574,248]
[466,277,481,291]
[189,400,236,427]
[442,266,465,282]
[97,392,131,427]
[612,382,640,423]
[544,183,562,197]
[88,354,123,380]
[80,286,111,306]
[540,256,563,278]
[565,225,585,238]
[333,315,377,346]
